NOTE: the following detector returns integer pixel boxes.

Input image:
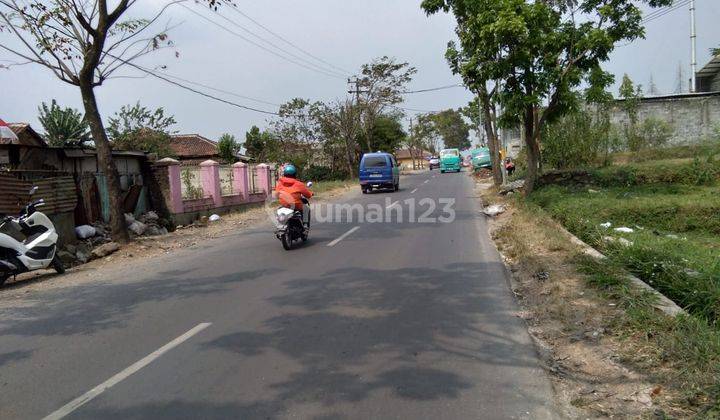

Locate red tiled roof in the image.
[169,134,218,158]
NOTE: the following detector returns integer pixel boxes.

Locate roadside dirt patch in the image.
[477,181,688,418]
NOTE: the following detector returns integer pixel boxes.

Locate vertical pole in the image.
[690,0,697,92]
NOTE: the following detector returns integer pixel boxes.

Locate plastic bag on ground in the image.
[75,225,96,239]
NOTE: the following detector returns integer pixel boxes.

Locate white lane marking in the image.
[327,226,360,247]
[423,180,429,184]
[411,188,418,194]
[43,323,212,420]
[385,200,399,209]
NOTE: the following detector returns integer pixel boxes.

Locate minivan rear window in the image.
[363,156,387,167]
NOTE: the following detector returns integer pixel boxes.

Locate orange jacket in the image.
[275,177,313,210]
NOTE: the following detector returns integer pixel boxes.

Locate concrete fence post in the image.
[155,157,183,214]
[256,164,272,196]
[232,162,249,200]
[200,159,223,207]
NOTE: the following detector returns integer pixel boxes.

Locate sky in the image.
[1,0,719,141]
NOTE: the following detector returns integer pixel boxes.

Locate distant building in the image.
[169,134,250,165]
[395,148,431,170]
[6,123,45,147]
[696,55,720,93]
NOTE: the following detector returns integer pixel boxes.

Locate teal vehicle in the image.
[439,148,461,173]
[471,147,492,170]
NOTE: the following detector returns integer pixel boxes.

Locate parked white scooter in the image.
[275,182,312,251]
[0,186,64,286]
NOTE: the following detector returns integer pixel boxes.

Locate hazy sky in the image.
[1,0,719,141]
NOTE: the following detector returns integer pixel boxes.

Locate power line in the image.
[199,3,348,78]
[221,1,352,76]
[642,0,691,24]
[179,4,347,80]
[112,57,280,115]
[401,84,464,94]
[155,69,283,107]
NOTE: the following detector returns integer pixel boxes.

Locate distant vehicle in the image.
[359,152,400,193]
[439,148,461,173]
[428,156,440,170]
[471,147,492,170]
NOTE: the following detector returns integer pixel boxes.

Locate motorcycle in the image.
[275,182,312,251]
[0,186,64,286]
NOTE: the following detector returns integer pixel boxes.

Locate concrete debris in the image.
[614,227,634,233]
[91,242,120,259]
[603,236,634,247]
[124,213,135,225]
[499,179,525,195]
[128,220,147,236]
[127,212,169,237]
[483,205,506,217]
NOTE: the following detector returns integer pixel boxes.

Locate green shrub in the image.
[541,109,612,169]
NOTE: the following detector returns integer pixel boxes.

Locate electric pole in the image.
[348,77,370,152]
[690,0,697,92]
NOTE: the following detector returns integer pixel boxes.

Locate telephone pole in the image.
[348,77,371,152]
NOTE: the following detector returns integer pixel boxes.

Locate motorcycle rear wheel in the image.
[0,273,8,287]
[52,254,65,274]
[281,231,292,250]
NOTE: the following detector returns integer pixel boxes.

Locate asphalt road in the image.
[0,170,558,419]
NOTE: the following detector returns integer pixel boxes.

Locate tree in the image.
[422,0,672,194]
[268,98,320,169]
[244,125,275,163]
[368,113,406,153]
[37,100,90,146]
[0,0,219,241]
[431,109,470,150]
[312,99,362,177]
[355,56,417,152]
[217,133,241,163]
[108,103,176,157]
[406,114,436,169]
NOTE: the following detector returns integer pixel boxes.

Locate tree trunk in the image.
[478,87,502,185]
[343,135,355,177]
[79,82,130,243]
[523,106,540,196]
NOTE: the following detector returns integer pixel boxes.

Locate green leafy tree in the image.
[422,0,673,193]
[406,114,437,169]
[356,56,417,152]
[431,109,470,150]
[37,100,90,146]
[243,125,276,163]
[369,114,407,153]
[108,103,176,157]
[217,133,241,163]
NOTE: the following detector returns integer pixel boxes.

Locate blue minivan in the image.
[359,152,400,194]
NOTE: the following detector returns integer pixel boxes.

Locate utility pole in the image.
[690,0,697,92]
[348,77,370,152]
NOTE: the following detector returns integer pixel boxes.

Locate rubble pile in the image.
[125,212,170,238]
[59,211,170,267]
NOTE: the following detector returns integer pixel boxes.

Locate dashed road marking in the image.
[327,226,360,247]
[43,323,212,420]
